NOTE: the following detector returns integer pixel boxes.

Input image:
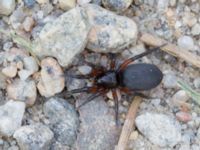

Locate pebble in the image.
[178,36,194,50]
[0,0,16,16]
[58,0,76,11]
[176,111,192,122]
[3,42,13,51]
[191,23,200,36]
[2,64,17,78]
[157,0,169,10]
[76,96,119,150]
[24,0,36,8]
[37,57,65,97]
[102,0,133,12]
[36,0,49,4]
[78,65,92,75]
[0,100,25,137]
[172,90,190,107]
[23,56,39,74]
[194,77,200,88]
[13,124,54,150]
[182,12,197,27]
[7,79,37,107]
[77,0,92,5]
[84,4,138,53]
[43,97,79,146]
[18,70,33,80]
[163,72,177,88]
[33,7,91,67]
[135,112,181,147]
[22,17,35,32]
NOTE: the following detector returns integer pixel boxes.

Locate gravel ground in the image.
[0,0,200,150]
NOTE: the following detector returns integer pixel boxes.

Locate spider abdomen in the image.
[120,63,163,90]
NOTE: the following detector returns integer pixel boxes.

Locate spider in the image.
[67,44,165,125]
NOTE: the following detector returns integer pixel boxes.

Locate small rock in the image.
[43,98,79,146]
[2,64,17,78]
[182,12,197,27]
[78,65,92,75]
[172,90,190,106]
[163,72,177,88]
[33,7,91,67]
[157,0,169,10]
[6,47,29,62]
[77,0,91,5]
[178,36,194,50]
[0,100,25,137]
[0,0,15,16]
[76,95,119,150]
[0,139,3,145]
[58,0,76,11]
[14,124,54,150]
[191,23,200,36]
[24,0,36,8]
[194,77,200,88]
[84,4,138,53]
[37,57,65,97]
[23,56,39,74]
[22,17,35,32]
[36,0,49,4]
[7,79,37,106]
[135,112,181,147]
[176,111,192,122]
[18,70,33,80]
[3,42,13,51]
[102,0,133,12]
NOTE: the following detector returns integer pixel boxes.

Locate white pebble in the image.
[178,36,194,50]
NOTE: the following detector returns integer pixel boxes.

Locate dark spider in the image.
[67,44,166,125]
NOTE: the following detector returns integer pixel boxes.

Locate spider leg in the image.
[66,86,99,96]
[112,89,119,126]
[117,44,167,72]
[133,92,150,99]
[77,92,101,108]
[108,53,117,70]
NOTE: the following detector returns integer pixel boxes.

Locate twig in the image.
[140,33,200,68]
[116,96,142,150]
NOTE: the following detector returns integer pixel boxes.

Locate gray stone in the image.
[78,65,92,75]
[33,6,91,67]
[163,72,177,88]
[177,36,194,50]
[135,112,181,147]
[24,0,36,8]
[43,98,79,146]
[76,95,119,150]
[14,124,54,150]
[7,79,37,107]
[102,0,133,12]
[0,100,25,137]
[191,24,200,36]
[0,0,15,16]
[84,4,138,53]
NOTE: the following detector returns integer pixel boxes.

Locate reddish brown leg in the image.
[66,86,99,97]
[112,89,119,126]
[117,44,167,72]
[109,53,116,70]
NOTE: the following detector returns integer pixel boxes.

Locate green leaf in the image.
[178,80,200,105]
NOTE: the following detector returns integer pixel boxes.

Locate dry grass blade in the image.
[0,28,40,66]
[178,81,200,106]
[140,33,200,68]
[116,96,142,150]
